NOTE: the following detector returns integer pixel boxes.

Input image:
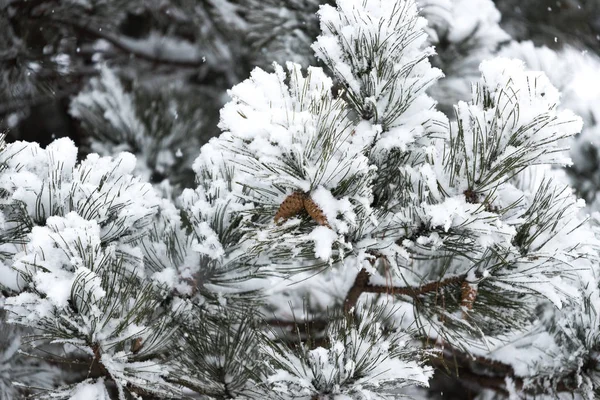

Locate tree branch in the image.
[266,266,583,397]
[431,346,583,395]
[45,17,207,68]
[343,268,371,312]
[264,314,586,397]
[363,273,467,296]
[342,267,467,312]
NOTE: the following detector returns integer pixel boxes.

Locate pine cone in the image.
[304,196,331,228]
[460,281,478,311]
[274,191,307,224]
[131,337,143,354]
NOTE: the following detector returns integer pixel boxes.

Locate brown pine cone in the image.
[274,191,307,224]
[304,196,331,228]
[131,337,143,354]
[460,281,478,311]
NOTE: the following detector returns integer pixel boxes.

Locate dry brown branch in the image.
[363,274,467,296]
[343,268,371,312]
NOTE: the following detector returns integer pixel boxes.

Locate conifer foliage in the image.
[2,0,600,399]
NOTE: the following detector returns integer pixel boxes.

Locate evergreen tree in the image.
[2,0,600,399]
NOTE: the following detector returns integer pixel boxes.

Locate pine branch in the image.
[430,347,587,395]
[44,17,207,68]
[265,314,586,397]
[266,262,591,397]
[364,274,468,296]
[343,267,468,313]
[343,268,371,312]
[90,343,109,378]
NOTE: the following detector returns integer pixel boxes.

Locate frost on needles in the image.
[2,0,600,399]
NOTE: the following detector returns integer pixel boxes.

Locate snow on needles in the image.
[263,305,432,399]
[313,0,444,149]
[190,62,374,268]
[3,0,600,397]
